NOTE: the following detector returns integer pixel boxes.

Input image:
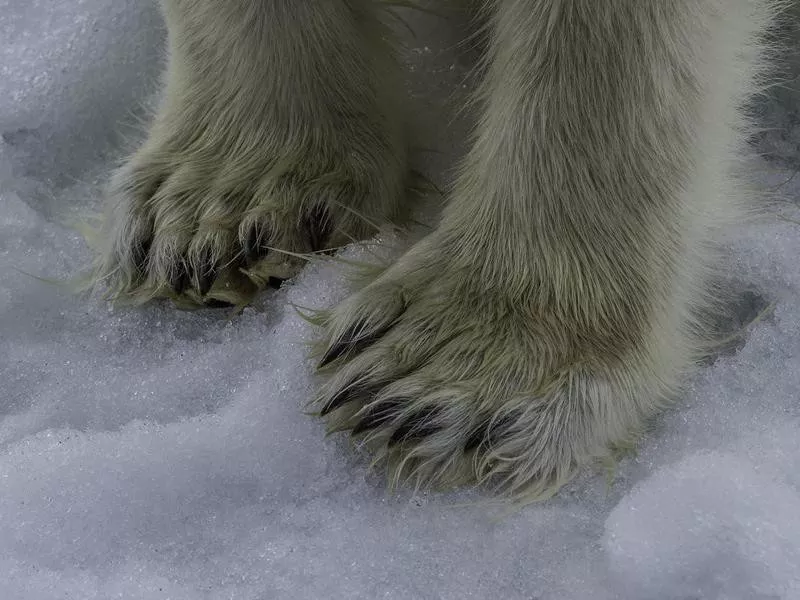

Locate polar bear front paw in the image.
[89,129,405,309]
[315,235,669,501]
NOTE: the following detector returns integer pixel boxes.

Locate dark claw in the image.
[319,340,350,369]
[320,382,380,416]
[204,299,234,309]
[351,400,402,437]
[463,427,486,453]
[169,262,189,294]
[197,270,215,296]
[463,413,519,452]
[388,407,442,446]
[319,319,392,368]
[304,204,333,252]
[194,249,217,296]
[243,225,270,267]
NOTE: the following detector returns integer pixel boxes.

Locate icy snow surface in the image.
[1,1,800,598]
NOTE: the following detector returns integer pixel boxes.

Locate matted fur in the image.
[88,0,786,503]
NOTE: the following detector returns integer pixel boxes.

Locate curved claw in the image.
[319,319,393,368]
[351,400,403,437]
[463,413,519,452]
[387,407,442,446]
[320,378,390,416]
[242,224,270,267]
[169,261,190,294]
[195,252,218,296]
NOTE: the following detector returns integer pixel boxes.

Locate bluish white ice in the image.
[1,1,800,598]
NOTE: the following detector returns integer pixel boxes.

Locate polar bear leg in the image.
[91,0,407,306]
[315,0,781,500]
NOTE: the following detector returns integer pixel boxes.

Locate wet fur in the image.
[90,0,785,502]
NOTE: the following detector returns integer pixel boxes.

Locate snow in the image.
[1,1,799,598]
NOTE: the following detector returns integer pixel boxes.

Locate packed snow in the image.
[1,1,799,598]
